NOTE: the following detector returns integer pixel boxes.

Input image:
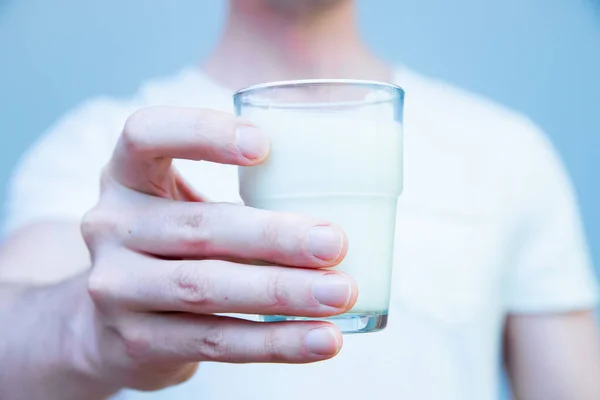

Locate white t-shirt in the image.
[3,66,598,400]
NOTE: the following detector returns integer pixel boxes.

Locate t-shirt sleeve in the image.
[1,98,129,237]
[505,120,599,313]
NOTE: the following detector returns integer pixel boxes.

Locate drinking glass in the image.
[234,79,404,334]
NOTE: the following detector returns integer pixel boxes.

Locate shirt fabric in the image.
[3,66,598,400]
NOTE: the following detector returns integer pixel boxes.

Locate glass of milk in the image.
[234,79,404,334]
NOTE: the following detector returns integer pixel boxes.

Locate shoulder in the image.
[396,66,566,214]
[397,65,549,159]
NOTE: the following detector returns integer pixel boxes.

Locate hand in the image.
[80,106,358,391]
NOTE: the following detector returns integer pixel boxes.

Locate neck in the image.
[203,0,391,90]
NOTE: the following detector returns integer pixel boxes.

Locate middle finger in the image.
[120,195,348,268]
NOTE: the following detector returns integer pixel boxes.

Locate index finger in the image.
[109,106,270,195]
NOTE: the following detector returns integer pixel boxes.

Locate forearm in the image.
[0,274,119,400]
[505,311,600,400]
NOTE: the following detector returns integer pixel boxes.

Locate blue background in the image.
[0,0,599,397]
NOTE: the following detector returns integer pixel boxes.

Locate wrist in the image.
[61,272,123,398]
[0,276,119,400]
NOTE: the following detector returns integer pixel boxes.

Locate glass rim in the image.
[233,78,405,101]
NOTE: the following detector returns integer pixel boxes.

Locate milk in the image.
[239,108,403,315]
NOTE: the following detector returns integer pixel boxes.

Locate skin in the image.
[0,107,358,399]
[0,1,599,399]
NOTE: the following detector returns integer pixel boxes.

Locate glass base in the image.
[261,312,388,334]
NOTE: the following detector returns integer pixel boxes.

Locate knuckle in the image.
[261,214,282,249]
[80,208,99,246]
[87,264,118,305]
[196,327,229,362]
[189,110,212,139]
[259,215,289,260]
[264,329,287,362]
[176,211,211,253]
[266,271,290,308]
[81,207,119,245]
[172,263,216,308]
[87,271,108,303]
[261,212,308,260]
[120,325,152,362]
[122,108,152,154]
[180,211,206,230]
[191,109,232,139]
[224,141,243,160]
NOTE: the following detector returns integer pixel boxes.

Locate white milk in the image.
[239,108,403,314]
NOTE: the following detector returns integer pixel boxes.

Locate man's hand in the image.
[77,106,358,391]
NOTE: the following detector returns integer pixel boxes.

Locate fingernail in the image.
[305,327,341,356]
[236,125,270,160]
[312,274,352,308]
[308,226,343,261]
